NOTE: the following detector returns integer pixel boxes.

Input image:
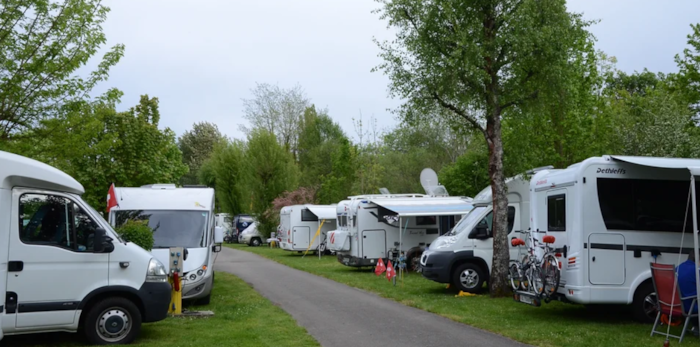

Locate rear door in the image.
[8,189,109,329]
[362,229,386,259]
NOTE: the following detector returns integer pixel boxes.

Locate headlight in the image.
[185,266,208,283]
[146,258,168,282]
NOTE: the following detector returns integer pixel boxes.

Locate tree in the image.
[318,137,356,204]
[0,0,124,140]
[178,122,227,185]
[4,94,188,210]
[199,140,248,216]
[439,149,491,198]
[241,83,309,152]
[671,23,700,118]
[244,129,300,237]
[297,105,348,188]
[374,0,593,296]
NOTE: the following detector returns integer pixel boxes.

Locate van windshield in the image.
[115,210,208,248]
[446,207,486,236]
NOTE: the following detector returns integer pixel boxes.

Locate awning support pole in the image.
[690,175,700,330]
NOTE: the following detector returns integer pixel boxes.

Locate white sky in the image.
[87,0,700,141]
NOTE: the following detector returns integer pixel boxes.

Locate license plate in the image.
[519,295,533,304]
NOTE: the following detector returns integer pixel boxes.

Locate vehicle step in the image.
[513,291,541,307]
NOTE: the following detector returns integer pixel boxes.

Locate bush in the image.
[116,220,155,251]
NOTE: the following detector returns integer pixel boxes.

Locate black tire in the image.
[632,281,657,324]
[83,297,142,345]
[197,293,211,305]
[251,238,261,247]
[406,251,423,273]
[452,263,486,293]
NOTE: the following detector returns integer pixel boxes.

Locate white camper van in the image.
[420,171,544,293]
[328,195,472,270]
[109,185,223,305]
[0,151,170,344]
[279,204,337,254]
[520,155,698,323]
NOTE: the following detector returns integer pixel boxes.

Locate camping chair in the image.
[650,263,699,343]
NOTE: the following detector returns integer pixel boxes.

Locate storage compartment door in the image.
[292,226,310,249]
[588,233,625,285]
[362,229,386,259]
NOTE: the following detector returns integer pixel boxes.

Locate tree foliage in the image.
[0,0,124,140]
[178,122,227,185]
[116,219,154,251]
[199,140,248,216]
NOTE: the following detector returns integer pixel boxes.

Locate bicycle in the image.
[509,230,561,301]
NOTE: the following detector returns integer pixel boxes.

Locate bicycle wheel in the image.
[508,261,523,291]
[542,254,560,297]
[529,264,545,296]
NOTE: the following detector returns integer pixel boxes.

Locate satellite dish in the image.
[379,188,391,195]
[420,168,450,197]
[420,168,439,193]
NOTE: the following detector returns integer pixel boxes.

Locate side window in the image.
[469,206,516,238]
[507,206,516,233]
[19,194,98,251]
[548,195,566,231]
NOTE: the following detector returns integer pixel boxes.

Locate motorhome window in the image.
[301,209,319,222]
[547,195,566,231]
[115,210,208,248]
[416,216,437,226]
[19,194,99,252]
[597,178,700,232]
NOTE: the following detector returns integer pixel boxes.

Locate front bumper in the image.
[138,281,171,323]
[183,274,214,300]
[420,250,455,284]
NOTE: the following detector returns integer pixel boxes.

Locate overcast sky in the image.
[88,0,700,141]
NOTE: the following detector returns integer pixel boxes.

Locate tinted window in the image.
[469,206,516,238]
[20,194,98,252]
[115,210,208,248]
[301,209,319,222]
[416,216,437,226]
[548,195,566,231]
[598,178,699,232]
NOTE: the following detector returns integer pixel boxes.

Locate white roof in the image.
[610,155,700,170]
[112,186,214,211]
[370,197,473,217]
[305,204,337,220]
[0,150,84,194]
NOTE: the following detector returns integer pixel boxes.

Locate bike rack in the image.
[513,290,542,307]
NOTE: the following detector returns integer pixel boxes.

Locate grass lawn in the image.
[3,272,319,347]
[228,243,694,347]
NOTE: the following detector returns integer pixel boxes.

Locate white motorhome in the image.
[279,204,337,254]
[0,151,170,344]
[420,171,547,293]
[523,155,697,323]
[328,195,472,270]
[109,184,223,305]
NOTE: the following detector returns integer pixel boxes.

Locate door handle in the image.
[592,256,596,262]
[8,261,23,272]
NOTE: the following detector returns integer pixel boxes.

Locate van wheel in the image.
[197,293,211,305]
[251,238,261,247]
[452,263,485,294]
[632,282,657,323]
[84,297,141,345]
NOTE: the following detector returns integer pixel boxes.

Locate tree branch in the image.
[431,91,486,138]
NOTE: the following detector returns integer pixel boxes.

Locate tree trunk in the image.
[486,112,511,297]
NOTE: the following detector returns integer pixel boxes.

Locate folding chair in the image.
[650,263,699,343]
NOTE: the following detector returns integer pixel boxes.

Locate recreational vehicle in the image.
[215,213,234,242]
[109,184,224,305]
[420,170,547,293]
[0,151,170,344]
[279,204,337,254]
[520,155,699,323]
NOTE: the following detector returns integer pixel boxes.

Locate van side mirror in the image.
[470,225,490,240]
[214,226,224,244]
[212,244,222,253]
[94,228,114,253]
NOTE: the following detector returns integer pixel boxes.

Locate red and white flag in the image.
[375,258,386,276]
[107,183,119,213]
[386,260,396,282]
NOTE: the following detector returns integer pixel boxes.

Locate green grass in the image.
[4,272,319,347]
[228,243,695,347]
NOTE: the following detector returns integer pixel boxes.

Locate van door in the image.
[362,229,386,259]
[293,226,310,249]
[470,206,516,265]
[588,233,626,285]
[0,190,9,334]
[8,189,109,329]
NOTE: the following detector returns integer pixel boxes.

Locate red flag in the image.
[386,260,396,281]
[375,258,386,276]
[107,183,119,213]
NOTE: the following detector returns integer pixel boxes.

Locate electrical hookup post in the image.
[167,247,214,318]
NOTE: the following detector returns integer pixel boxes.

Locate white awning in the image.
[305,205,337,220]
[611,155,700,169]
[371,198,473,217]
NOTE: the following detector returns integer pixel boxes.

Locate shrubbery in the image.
[116,220,155,251]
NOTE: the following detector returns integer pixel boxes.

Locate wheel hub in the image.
[643,293,658,320]
[460,269,478,288]
[97,308,131,342]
